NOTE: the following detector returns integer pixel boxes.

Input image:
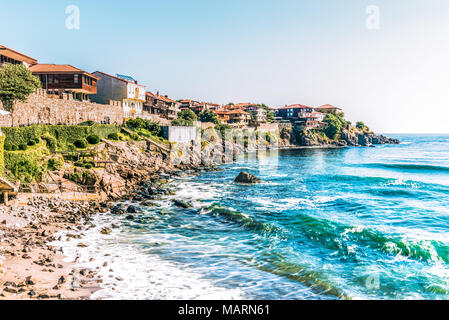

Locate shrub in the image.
[78,120,95,126]
[323,114,344,140]
[27,139,36,146]
[74,139,88,149]
[108,132,120,141]
[172,119,193,126]
[11,145,18,151]
[41,135,57,152]
[130,133,139,141]
[18,143,28,151]
[199,110,220,124]
[87,134,100,145]
[10,159,42,183]
[4,144,12,151]
[47,157,64,171]
[215,123,231,138]
[84,163,93,169]
[178,109,197,123]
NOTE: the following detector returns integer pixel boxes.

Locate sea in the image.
[54,134,449,300]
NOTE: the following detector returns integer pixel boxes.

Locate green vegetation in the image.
[74,138,88,149]
[171,119,193,126]
[199,109,220,124]
[107,132,120,141]
[214,123,231,138]
[323,113,347,140]
[1,124,121,151]
[0,133,5,176]
[4,139,46,182]
[178,109,197,123]
[356,121,370,132]
[0,64,41,111]
[86,134,100,145]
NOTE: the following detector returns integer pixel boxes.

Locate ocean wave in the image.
[356,163,449,173]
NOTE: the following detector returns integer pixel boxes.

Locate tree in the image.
[199,109,220,124]
[0,64,41,112]
[323,114,343,140]
[177,109,197,123]
[356,121,370,132]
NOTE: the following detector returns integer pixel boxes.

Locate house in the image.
[91,71,146,118]
[179,100,220,115]
[144,91,179,120]
[30,64,99,101]
[0,45,37,67]
[214,109,231,123]
[245,105,267,124]
[276,104,314,120]
[276,104,325,126]
[227,109,251,127]
[315,104,343,114]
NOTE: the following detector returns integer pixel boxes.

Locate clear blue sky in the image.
[2,0,449,133]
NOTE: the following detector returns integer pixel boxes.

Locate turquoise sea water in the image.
[59,135,449,299]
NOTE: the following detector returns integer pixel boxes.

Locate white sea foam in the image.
[52,213,245,300]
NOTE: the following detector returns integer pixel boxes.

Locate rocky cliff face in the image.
[290,127,400,147]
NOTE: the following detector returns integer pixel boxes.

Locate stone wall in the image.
[0,89,124,127]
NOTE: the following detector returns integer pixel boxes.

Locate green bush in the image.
[74,139,88,149]
[78,120,95,126]
[27,139,36,146]
[4,144,12,151]
[47,157,64,171]
[10,159,42,183]
[87,134,100,144]
[11,145,18,151]
[171,119,193,126]
[41,134,57,152]
[84,163,93,169]
[130,133,139,141]
[18,143,28,151]
[126,118,162,136]
[108,132,120,141]
[199,110,220,124]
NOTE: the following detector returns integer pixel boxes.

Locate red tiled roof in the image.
[147,91,178,104]
[316,104,342,111]
[227,109,250,115]
[0,45,37,65]
[30,64,100,79]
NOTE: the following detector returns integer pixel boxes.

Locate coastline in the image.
[0,137,399,300]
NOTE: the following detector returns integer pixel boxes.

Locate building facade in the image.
[0,45,37,67]
[30,64,99,101]
[91,71,146,118]
[144,92,179,120]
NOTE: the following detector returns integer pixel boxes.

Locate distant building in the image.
[30,64,99,101]
[91,71,146,118]
[145,91,179,120]
[227,109,251,127]
[275,104,325,126]
[215,109,231,123]
[315,104,343,114]
[245,105,267,124]
[179,100,221,115]
[0,45,37,67]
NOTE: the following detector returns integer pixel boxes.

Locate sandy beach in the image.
[0,196,107,300]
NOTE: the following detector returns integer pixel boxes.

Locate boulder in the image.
[172,199,192,209]
[234,172,262,184]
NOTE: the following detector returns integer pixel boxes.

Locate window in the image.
[74,74,79,84]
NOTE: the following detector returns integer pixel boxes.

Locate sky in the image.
[1,0,449,133]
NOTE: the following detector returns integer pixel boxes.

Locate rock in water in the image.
[234,172,262,184]
[172,199,192,209]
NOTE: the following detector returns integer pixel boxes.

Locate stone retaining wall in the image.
[0,89,124,127]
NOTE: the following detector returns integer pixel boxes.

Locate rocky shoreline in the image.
[0,131,399,300]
